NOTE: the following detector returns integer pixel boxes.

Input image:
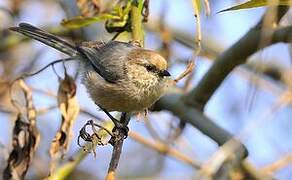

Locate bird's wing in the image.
[77,41,136,83]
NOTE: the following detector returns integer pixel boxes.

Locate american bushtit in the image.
[10,23,171,113]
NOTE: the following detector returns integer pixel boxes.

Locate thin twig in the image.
[174,61,195,83]
[143,114,164,142]
[184,7,290,110]
[260,154,292,174]
[203,0,211,16]
[106,113,131,180]
[191,0,202,56]
[129,131,201,169]
[246,4,279,112]
[16,57,76,81]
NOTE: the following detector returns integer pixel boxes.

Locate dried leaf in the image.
[219,0,292,13]
[4,80,39,180]
[49,73,79,173]
[76,0,101,17]
[77,120,113,156]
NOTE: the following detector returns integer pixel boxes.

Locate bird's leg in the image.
[98,106,129,138]
[98,106,120,125]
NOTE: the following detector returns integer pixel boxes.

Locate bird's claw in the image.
[113,122,129,139]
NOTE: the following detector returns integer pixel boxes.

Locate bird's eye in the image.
[145,65,155,72]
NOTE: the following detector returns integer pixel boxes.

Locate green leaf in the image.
[219,0,292,13]
[61,14,119,29]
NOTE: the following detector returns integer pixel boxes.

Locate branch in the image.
[260,153,292,175]
[155,5,290,152]
[196,139,246,179]
[157,4,289,151]
[154,6,290,179]
[131,0,144,45]
[196,139,273,179]
[184,6,290,109]
[106,113,131,180]
[50,128,201,179]
[128,131,201,169]
[155,93,232,146]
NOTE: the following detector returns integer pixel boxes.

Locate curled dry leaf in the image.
[77,120,113,157]
[4,80,40,180]
[76,0,101,17]
[49,73,80,173]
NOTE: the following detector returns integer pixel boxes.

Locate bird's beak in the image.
[159,70,171,77]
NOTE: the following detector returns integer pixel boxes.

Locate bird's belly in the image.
[84,82,149,112]
[82,70,166,112]
[89,86,161,112]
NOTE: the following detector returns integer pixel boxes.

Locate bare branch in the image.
[106,113,131,180]
[261,154,292,174]
[184,7,290,109]
[155,93,232,146]
[128,131,201,169]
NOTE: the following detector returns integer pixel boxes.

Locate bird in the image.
[9,23,172,114]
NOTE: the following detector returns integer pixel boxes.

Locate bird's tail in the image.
[9,23,78,57]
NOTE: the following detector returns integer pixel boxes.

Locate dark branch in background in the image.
[155,93,231,145]
[184,6,290,110]
[155,6,291,147]
[154,5,290,178]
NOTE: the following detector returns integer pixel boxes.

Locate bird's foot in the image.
[98,105,129,139]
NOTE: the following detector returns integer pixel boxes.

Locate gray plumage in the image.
[10,23,136,83]
[9,23,172,112]
[77,42,136,83]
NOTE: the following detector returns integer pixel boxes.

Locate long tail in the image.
[9,23,78,57]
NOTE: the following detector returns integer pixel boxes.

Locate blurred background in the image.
[0,0,291,179]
